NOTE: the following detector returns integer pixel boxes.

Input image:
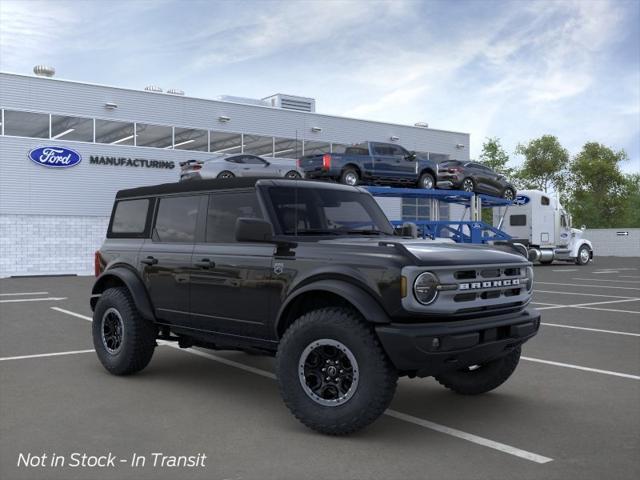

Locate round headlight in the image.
[526,266,534,292]
[414,272,439,305]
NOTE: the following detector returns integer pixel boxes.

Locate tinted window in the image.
[267,187,393,235]
[541,196,550,206]
[206,192,262,243]
[242,155,266,165]
[51,114,93,142]
[136,123,173,148]
[95,119,134,145]
[510,215,527,226]
[111,199,150,234]
[226,156,243,163]
[154,196,200,243]
[345,147,370,156]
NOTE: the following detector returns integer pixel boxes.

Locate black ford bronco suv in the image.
[91,178,540,435]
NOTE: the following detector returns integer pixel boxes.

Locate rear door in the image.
[140,194,205,326]
[189,190,275,339]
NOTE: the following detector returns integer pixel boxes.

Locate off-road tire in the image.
[217,171,235,179]
[418,172,435,190]
[340,168,359,186]
[435,347,521,395]
[92,287,157,376]
[276,307,398,435]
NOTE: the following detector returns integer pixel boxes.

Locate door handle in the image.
[194,258,215,268]
[141,256,158,266]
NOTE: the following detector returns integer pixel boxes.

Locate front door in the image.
[140,194,205,326]
[189,190,276,340]
[372,143,415,182]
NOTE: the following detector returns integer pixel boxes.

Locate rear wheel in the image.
[435,347,521,395]
[92,287,157,375]
[502,188,515,200]
[461,177,475,192]
[418,172,435,190]
[285,170,302,179]
[276,307,398,435]
[576,245,591,265]
[217,171,235,179]
[340,168,359,186]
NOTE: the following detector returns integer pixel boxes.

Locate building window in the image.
[273,137,302,158]
[95,119,135,145]
[51,114,93,142]
[135,123,173,148]
[210,131,242,154]
[428,153,450,163]
[173,127,208,151]
[243,134,274,156]
[303,140,330,156]
[402,198,430,220]
[3,110,49,138]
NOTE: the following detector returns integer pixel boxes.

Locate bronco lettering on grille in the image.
[459,279,521,290]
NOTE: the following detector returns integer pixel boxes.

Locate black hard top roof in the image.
[115,177,359,199]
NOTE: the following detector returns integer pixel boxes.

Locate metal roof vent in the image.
[262,94,316,113]
[144,85,163,93]
[33,65,55,77]
[414,122,429,128]
[167,88,185,96]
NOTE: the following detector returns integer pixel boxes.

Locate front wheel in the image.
[217,170,235,179]
[285,170,302,179]
[418,172,435,190]
[461,177,475,192]
[276,307,398,435]
[92,287,157,375]
[435,347,521,395]
[502,188,515,200]
[576,245,591,265]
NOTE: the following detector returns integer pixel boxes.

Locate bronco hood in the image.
[319,237,527,266]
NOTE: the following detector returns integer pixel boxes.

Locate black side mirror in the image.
[235,218,274,243]
[406,151,417,161]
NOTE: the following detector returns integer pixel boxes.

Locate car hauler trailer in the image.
[492,190,593,265]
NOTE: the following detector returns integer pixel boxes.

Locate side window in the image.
[389,145,408,157]
[109,198,151,236]
[561,215,567,227]
[541,196,550,206]
[206,191,263,243]
[510,215,527,226]
[242,155,266,165]
[226,156,242,164]
[154,196,201,243]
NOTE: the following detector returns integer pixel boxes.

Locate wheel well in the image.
[342,164,361,176]
[419,168,435,179]
[90,275,126,309]
[277,290,361,338]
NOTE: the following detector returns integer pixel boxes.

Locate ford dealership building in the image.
[0,70,470,277]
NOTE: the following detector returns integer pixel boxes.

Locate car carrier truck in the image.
[494,190,594,265]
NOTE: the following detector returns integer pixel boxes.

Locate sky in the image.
[1,0,639,173]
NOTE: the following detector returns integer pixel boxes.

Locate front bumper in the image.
[375,308,540,377]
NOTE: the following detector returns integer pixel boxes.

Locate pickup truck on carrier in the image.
[299,141,439,189]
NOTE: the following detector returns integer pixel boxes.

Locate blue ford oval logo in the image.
[28,146,82,168]
[514,195,530,205]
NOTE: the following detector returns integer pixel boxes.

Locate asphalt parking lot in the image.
[1,256,639,480]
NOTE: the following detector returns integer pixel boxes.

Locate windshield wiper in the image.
[341,229,387,235]
[290,230,344,236]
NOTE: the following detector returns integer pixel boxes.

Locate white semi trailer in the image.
[493,190,593,265]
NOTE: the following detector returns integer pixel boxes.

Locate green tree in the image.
[515,135,569,193]
[566,142,629,228]
[479,137,514,177]
[619,174,640,227]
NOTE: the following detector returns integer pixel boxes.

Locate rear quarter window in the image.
[108,198,152,238]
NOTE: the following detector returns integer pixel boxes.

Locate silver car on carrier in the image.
[180,154,303,181]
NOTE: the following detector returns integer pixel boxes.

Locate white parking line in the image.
[534,290,637,299]
[522,357,640,380]
[0,297,67,303]
[572,278,640,284]
[534,298,640,311]
[541,322,640,337]
[0,349,94,362]
[573,306,640,315]
[165,343,553,464]
[536,282,640,291]
[0,291,49,296]
[592,271,619,274]
[620,275,640,279]
[46,308,553,464]
[51,307,92,321]
[551,269,578,272]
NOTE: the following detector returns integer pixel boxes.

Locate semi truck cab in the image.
[494,190,593,265]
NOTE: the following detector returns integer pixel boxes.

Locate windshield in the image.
[266,186,394,236]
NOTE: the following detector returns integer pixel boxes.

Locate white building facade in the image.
[0,72,470,277]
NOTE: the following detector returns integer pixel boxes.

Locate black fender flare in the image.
[275,279,391,338]
[90,267,155,321]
